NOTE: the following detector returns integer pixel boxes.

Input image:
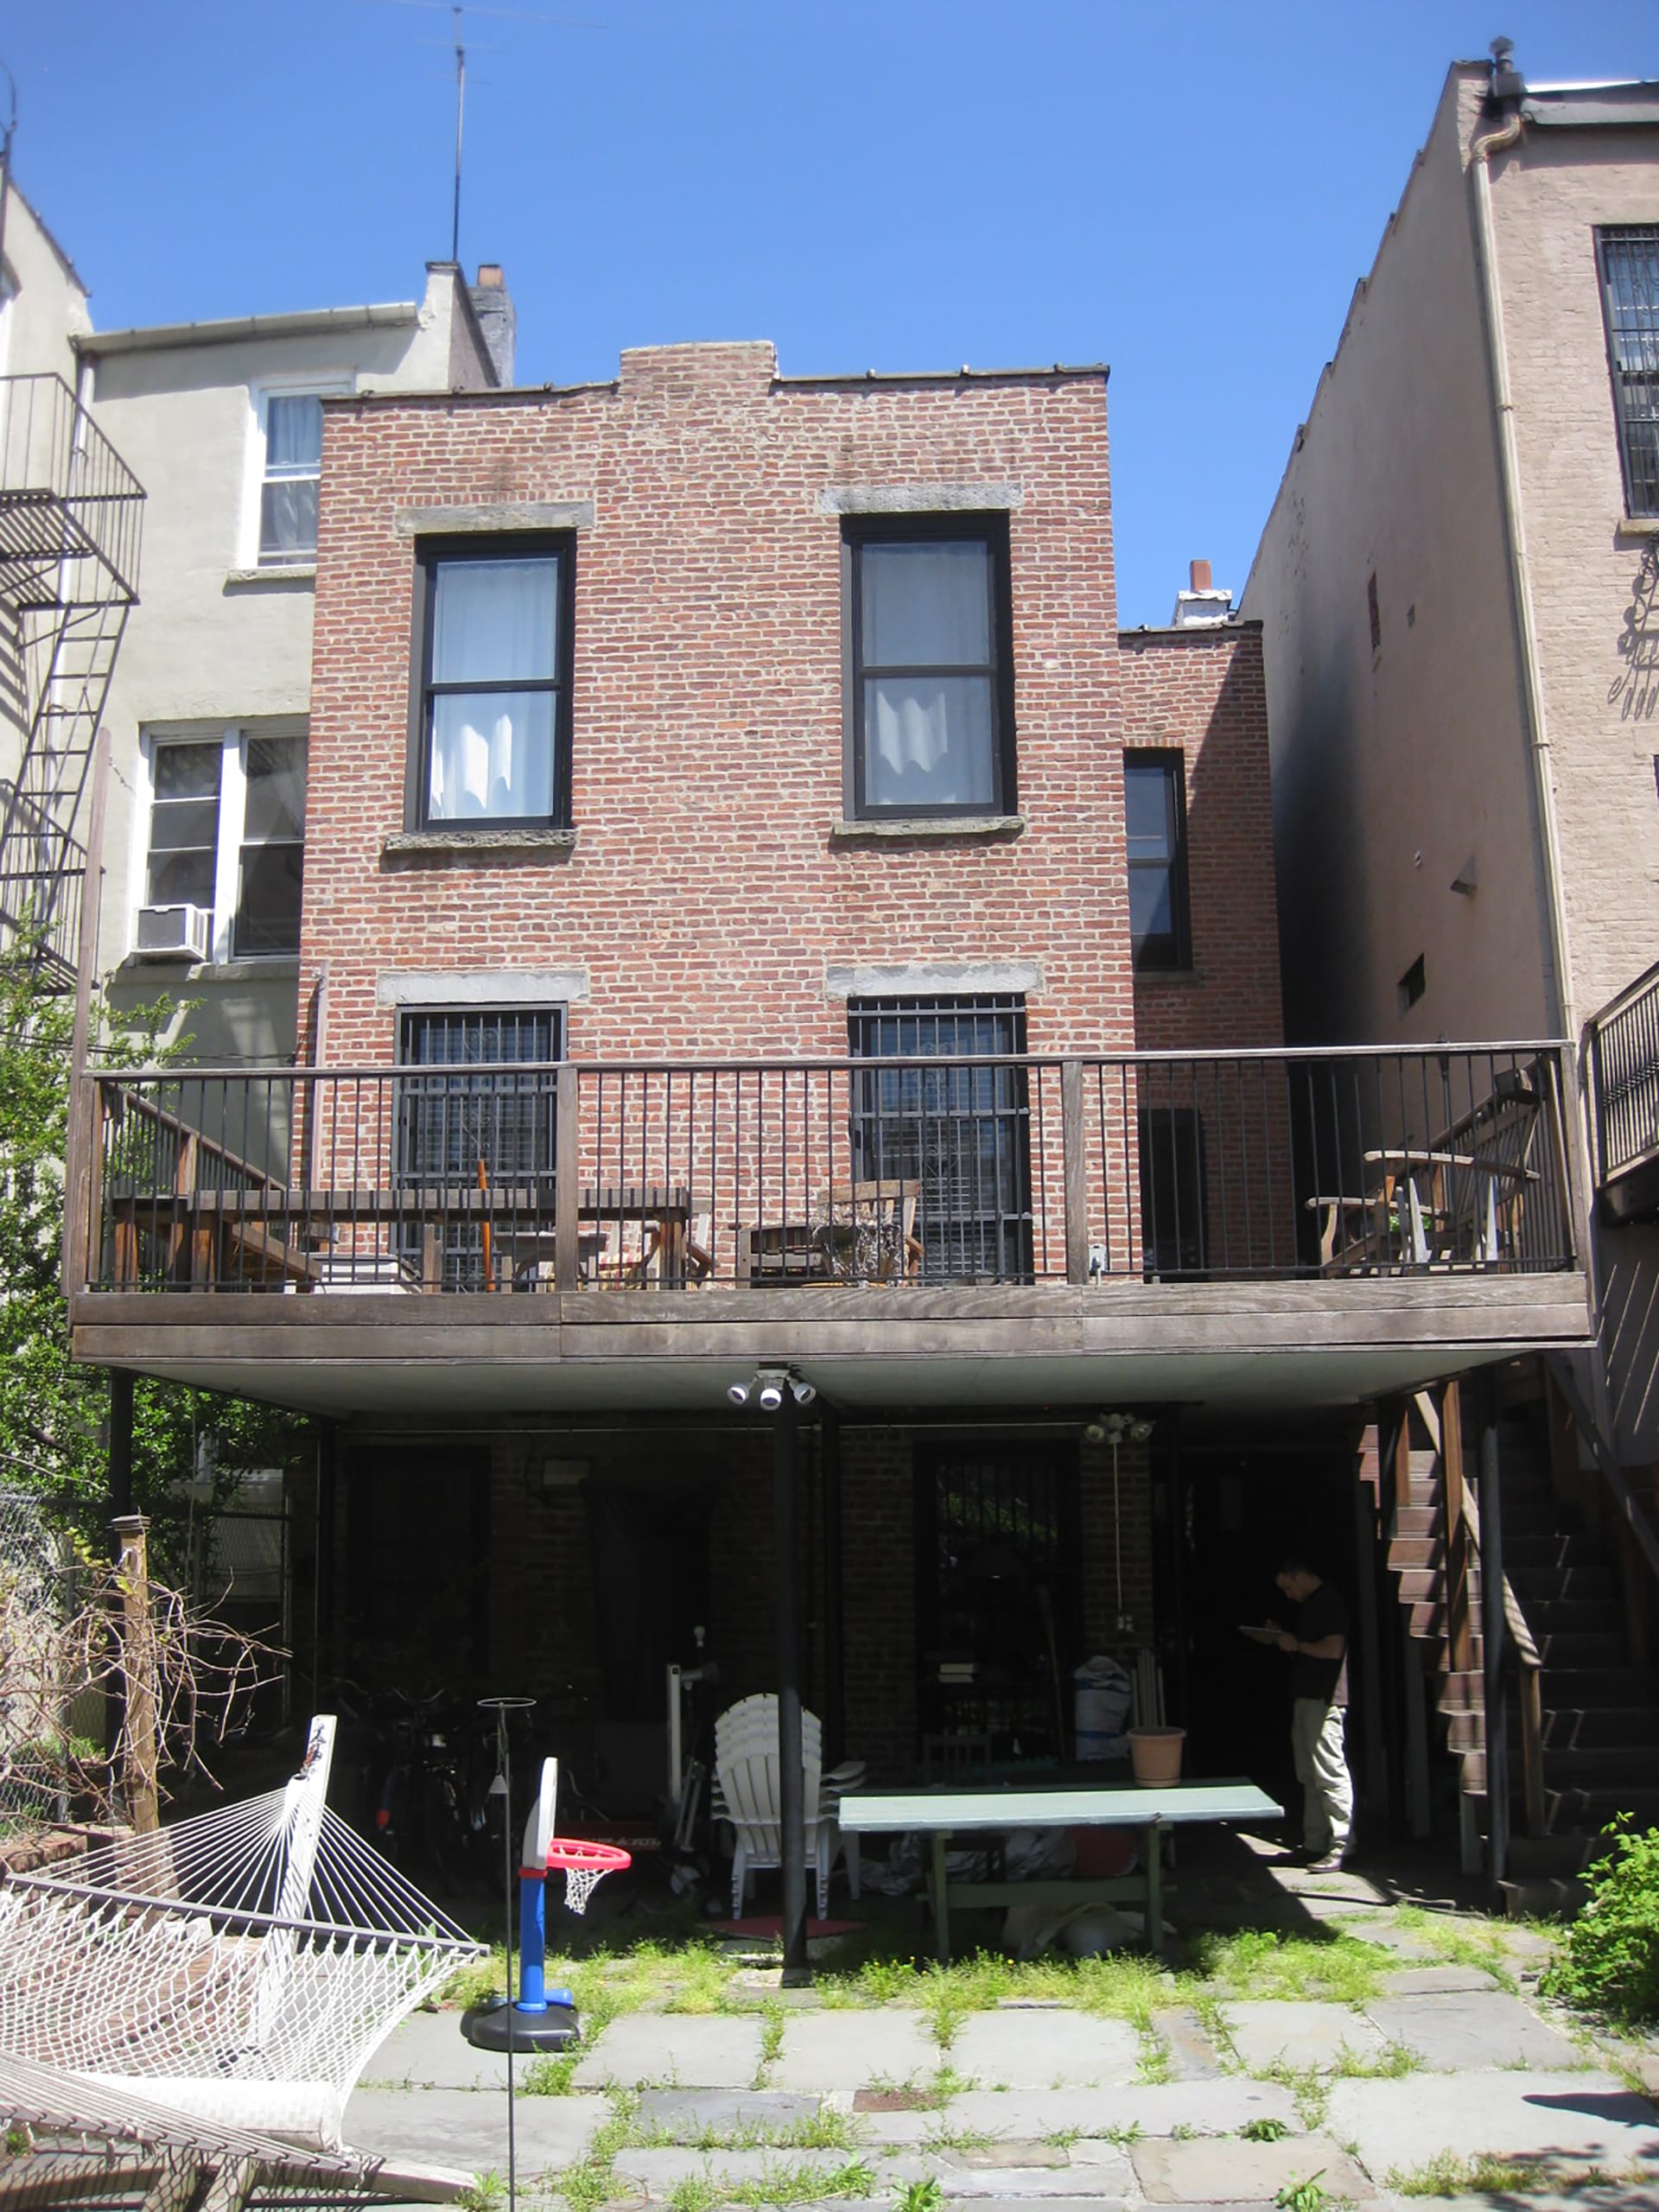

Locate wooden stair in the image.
[1376,1373,1659,1914]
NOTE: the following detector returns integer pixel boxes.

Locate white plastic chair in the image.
[712,1694,863,1920]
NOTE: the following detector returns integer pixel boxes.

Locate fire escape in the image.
[0,372,143,988]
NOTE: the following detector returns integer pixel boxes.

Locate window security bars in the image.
[83,1045,1575,1295]
[848,996,1032,1281]
[1599,227,1659,518]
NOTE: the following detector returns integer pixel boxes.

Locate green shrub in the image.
[1541,1815,1659,2023]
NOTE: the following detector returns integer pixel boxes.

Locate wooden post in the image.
[1519,1662,1547,1838]
[1061,1059,1089,1285]
[1480,1402,1510,1892]
[555,1064,580,1292]
[1441,1380,1475,1678]
[112,1513,159,1836]
[1351,1427,1389,1811]
[1393,1395,1415,1510]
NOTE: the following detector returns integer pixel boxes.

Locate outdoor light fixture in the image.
[1084,1410,1155,1631]
[727,1368,816,1412]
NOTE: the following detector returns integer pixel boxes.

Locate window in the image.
[845,516,1014,817]
[1398,953,1426,1012]
[849,995,1032,1281]
[414,537,573,828]
[257,392,325,566]
[1124,751,1191,972]
[397,1007,561,1288]
[141,728,306,961]
[1598,227,1659,517]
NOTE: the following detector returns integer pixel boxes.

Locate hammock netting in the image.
[0,2050,461,2209]
[0,1721,485,2145]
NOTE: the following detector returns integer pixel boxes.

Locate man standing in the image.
[1268,1553,1352,1871]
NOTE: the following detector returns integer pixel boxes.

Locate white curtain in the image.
[867,676,994,806]
[428,695,554,819]
[432,558,557,683]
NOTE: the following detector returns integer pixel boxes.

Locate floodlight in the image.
[757,1378,785,1413]
[727,1381,751,1408]
[790,1377,817,1406]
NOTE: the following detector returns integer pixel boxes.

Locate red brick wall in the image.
[1117,625,1282,1052]
[304,344,1141,1062]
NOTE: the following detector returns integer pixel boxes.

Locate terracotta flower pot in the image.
[1128,1726,1185,1788]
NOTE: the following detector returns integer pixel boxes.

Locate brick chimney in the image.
[468,263,516,386]
[1171,556,1233,627]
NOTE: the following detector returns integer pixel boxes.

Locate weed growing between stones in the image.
[1255,2058,1329,2130]
[1241,2117,1292,2141]
[1273,2171,1328,2212]
[1192,1927,1393,2004]
[520,2050,579,2094]
[1389,1904,1517,1993]
[1386,2149,1551,2196]
[892,2183,945,2212]
[1330,2038,1416,2078]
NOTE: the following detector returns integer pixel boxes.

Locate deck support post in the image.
[821,1405,844,1769]
[105,1367,135,1768]
[773,1388,810,1985]
[1481,1389,1511,1893]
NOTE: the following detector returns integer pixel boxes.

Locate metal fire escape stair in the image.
[0,374,143,988]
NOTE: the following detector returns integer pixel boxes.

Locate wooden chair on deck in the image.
[811,1179,924,1283]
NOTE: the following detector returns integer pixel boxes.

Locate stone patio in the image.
[341,1930,1659,2209]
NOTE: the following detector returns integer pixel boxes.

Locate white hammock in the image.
[0,1716,484,2145]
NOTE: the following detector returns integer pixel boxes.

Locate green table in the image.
[836,1777,1282,1961]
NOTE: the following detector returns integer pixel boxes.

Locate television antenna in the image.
[361,0,602,265]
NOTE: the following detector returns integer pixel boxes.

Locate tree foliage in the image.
[0,943,307,1572]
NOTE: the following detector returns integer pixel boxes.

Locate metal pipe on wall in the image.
[773,1391,810,1984]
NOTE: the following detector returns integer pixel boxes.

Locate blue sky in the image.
[7,2,1657,626]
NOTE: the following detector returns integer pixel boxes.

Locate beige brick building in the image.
[1244,53,1659,1467]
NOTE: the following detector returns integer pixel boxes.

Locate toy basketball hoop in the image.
[546,1835,631,1917]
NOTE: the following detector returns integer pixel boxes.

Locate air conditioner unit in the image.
[137,903,212,959]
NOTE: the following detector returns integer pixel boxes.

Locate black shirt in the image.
[1291,1580,1349,1707]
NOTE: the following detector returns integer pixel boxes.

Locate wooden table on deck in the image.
[836,1777,1281,1961]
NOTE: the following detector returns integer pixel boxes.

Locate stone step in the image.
[1498,1872,1589,1918]
[1506,1831,1601,1877]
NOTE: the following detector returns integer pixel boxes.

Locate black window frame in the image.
[1124,748,1192,973]
[842,512,1016,822]
[407,531,576,834]
[1597,226,1659,519]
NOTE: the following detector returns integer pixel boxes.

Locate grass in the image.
[1389,2152,1650,2200]
[1330,2038,1417,2079]
[1190,1927,1394,2005]
[1389,1905,1518,1993]
[520,2050,580,2095]
[1254,2059,1329,2131]
[658,2158,878,2209]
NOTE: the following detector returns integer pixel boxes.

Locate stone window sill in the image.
[1616,516,1659,538]
[381,825,579,868]
[225,564,316,587]
[830,815,1025,847]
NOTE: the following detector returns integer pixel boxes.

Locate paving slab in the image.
[1377,1963,1497,1995]
[571,2012,765,2088]
[1218,1999,1382,2074]
[341,2084,604,2177]
[939,2081,1299,2142]
[874,2202,1128,2212]
[1362,1988,1582,2071]
[1150,2008,1224,2081]
[881,2157,1133,2197]
[1325,2067,1659,2176]
[948,2011,1141,2089]
[614,2146,866,2192]
[1133,2134,1374,2204]
[356,2008,515,2089]
[632,2088,822,2139]
[772,2008,938,2090]
[1427,2192,1659,2212]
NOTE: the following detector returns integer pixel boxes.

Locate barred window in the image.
[1598,227,1659,518]
[849,994,1032,1281]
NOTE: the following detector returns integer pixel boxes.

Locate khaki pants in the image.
[1290,1697,1353,1855]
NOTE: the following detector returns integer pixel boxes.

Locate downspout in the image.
[1467,104,1577,1048]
